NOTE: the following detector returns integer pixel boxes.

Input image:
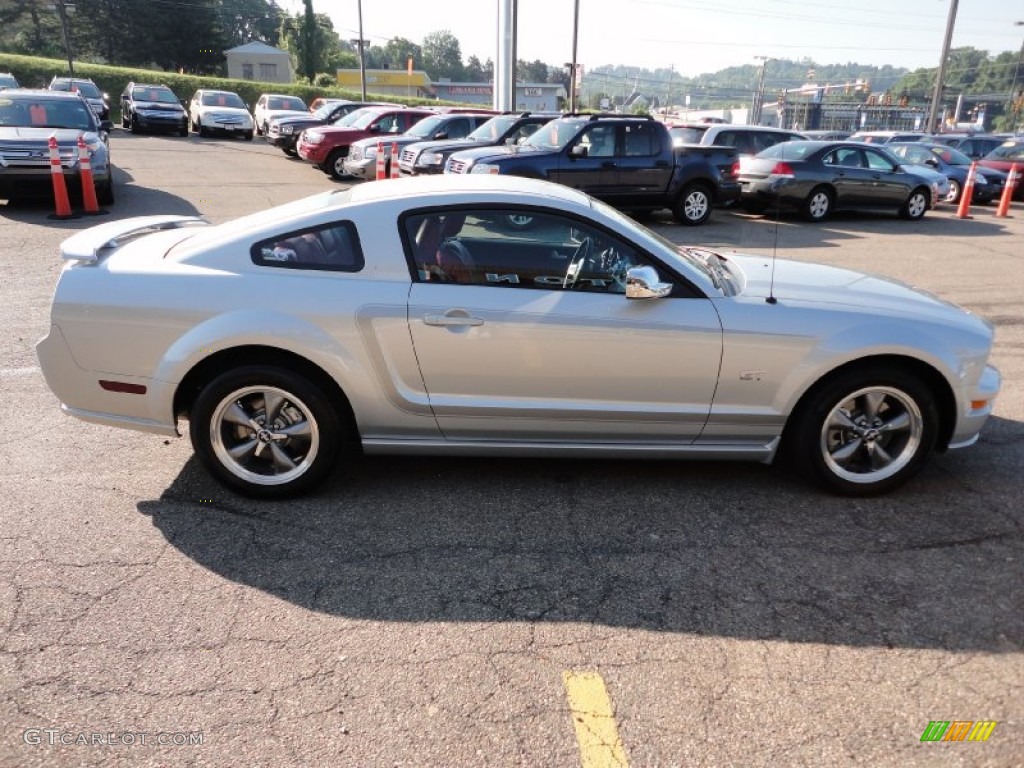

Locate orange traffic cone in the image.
[76,135,101,215]
[47,135,74,220]
[956,162,977,219]
[995,163,1019,218]
[375,141,386,180]
[390,142,401,179]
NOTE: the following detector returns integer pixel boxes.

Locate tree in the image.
[298,0,318,81]
[421,29,463,81]
[279,10,342,80]
[464,55,486,82]
[382,37,422,72]
[518,59,549,83]
[218,0,284,49]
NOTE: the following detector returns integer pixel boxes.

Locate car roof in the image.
[1,88,89,101]
[348,173,591,208]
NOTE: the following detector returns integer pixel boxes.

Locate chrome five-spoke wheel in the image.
[211,386,319,487]
[821,386,923,485]
[790,366,937,495]
[190,366,343,498]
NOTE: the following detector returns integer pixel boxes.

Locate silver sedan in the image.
[37,175,1000,498]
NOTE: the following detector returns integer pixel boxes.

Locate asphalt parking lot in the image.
[1,131,1022,767]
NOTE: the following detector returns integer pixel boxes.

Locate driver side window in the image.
[403,209,648,293]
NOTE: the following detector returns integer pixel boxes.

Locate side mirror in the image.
[434,131,448,139]
[626,266,672,299]
[569,144,588,158]
[925,157,939,168]
[368,124,380,132]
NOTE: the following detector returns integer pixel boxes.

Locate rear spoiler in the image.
[60,215,208,262]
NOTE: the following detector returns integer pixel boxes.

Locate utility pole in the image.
[53,0,75,78]
[927,0,959,133]
[752,55,769,125]
[568,0,579,112]
[354,0,367,99]
[1009,21,1024,128]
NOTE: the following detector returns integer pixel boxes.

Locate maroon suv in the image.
[297,106,435,179]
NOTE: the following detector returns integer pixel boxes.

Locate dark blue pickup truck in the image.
[444,113,740,225]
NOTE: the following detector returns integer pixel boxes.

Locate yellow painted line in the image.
[563,670,630,768]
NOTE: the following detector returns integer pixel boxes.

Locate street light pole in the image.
[356,0,367,100]
[753,56,769,125]
[927,0,959,133]
[569,0,579,112]
[54,0,75,78]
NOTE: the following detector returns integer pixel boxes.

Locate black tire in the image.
[189,366,343,499]
[671,183,713,226]
[900,187,929,220]
[129,115,140,135]
[179,124,189,137]
[197,118,208,138]
[787,365,938,496]
[326,148,349,180]
[121,110,130,129]
[97,177,114,206]
[244,130,254,141]
[801,186,833,221]
[283,146,297,157]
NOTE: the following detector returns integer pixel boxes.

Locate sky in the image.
[281,0,1023,80]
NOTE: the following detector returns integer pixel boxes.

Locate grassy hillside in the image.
[0,53,443,120]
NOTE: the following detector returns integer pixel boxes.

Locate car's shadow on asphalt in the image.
[138,414,1023,652]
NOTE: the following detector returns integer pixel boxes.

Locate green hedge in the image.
[0,52,453,120]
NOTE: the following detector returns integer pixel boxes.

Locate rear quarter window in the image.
[251,222,364,272]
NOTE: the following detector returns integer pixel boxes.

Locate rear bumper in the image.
[35,324,177,437]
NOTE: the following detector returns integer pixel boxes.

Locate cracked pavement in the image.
[1,133,1021,767]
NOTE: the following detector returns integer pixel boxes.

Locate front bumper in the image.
[135,113,187,131]
[297,141,329,164]
[0,165,111,199]
[948,363,1001,449]
[342,157,377,180]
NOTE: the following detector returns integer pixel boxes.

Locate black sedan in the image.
[737,141,941,221]
[886,142,1007,204]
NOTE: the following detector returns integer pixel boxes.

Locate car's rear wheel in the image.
[801,186,833,221]
[788,366,938,496]
[900,187,929,220]
[326,149,348,180]
[672,183,713,226]
[944,178,962,204]
[244,130,254,141]
[190,366,342,498]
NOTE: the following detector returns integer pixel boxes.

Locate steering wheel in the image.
[562,237,593,290]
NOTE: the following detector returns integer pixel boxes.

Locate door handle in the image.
[423,313,484,327]
[601,161,617,169]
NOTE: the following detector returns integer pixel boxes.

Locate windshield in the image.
[53,80,101,99]
[988,143,1024,161]
[201,92,246,109]
[523,119,582,150]
[588,198,717,284]
[468,115,519,141]
[268,96,306,111]
[334,108,368,126]
[350,110,388,129]
[758,141,815,160]
[133,87,178,104]
[0,96,95,130]
[929,146,972,166]
[406,114,445,138]
[669,126,708,144]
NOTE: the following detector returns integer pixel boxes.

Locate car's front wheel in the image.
[944,178,962,203]
[189,366,343,498]
[788,366,938,496]
[900,187,930,220]
[326,148,348,180]
[672,183,713,226]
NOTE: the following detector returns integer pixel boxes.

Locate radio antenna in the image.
[766,139,783,305]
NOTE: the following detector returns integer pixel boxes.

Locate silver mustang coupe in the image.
[37,175,1000,498]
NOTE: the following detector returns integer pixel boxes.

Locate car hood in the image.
[197,106,249,115]
[262,109,308,120]
[0,126,98,144]
[448,144,551,163]
[135,101,184,112]
[408,137,486,154]
[728,253,989,329]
